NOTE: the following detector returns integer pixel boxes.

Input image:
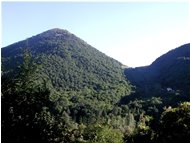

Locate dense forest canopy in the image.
[1,29,190,143]
[124,43,190,97]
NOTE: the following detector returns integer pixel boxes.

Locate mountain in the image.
[2,29,190,143]
[123,43,190,103]
[2,28,131,105]
[150,43,190,93]
[2,28,133,143]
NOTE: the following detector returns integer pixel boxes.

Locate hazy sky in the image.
[2,2,190,67]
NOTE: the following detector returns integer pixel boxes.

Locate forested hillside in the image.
[2,29,190,143]
[2,28,130,94]
[124,43,190,97]
[2,28,132,142]
[2,28,131,109]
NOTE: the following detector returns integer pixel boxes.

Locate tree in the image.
[158,102,190,143]
[82,125,124,143]
[1,50,72,143]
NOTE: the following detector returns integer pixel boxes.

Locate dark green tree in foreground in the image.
[1,50,72,143]
[157,102,190,143]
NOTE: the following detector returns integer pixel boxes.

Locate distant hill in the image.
[123,43,190,103]
[2,28,131,105]
[150,43,190,94]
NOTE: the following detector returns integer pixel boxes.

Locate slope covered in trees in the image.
[2,28,131,105]
[120,43,190,142]
[2,28,133,142]
[2,29,190,143]
[124,43,190,98]
[120,44,190,138]
[2,28,130,91]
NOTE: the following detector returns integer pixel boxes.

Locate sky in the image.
[2,1,190,67]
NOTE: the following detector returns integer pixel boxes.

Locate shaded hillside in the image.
[150,43,190,94]
[124,43,190,101]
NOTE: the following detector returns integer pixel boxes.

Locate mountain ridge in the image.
[2,28,131,104]
[124,43,190,99]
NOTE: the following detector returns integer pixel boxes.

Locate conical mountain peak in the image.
[39,28,72,36]
[32,28,76,42]
[2,28,130,95]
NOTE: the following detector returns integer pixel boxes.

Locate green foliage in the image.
[1,50,74,142]
[2,29,132,122]
[1,29,190,143]
[77,124,124,143]
[122,43,190,123]
[124,43,190,98]
[157,102,190,143]
[2,28,131,93]
[93,126,123,143]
